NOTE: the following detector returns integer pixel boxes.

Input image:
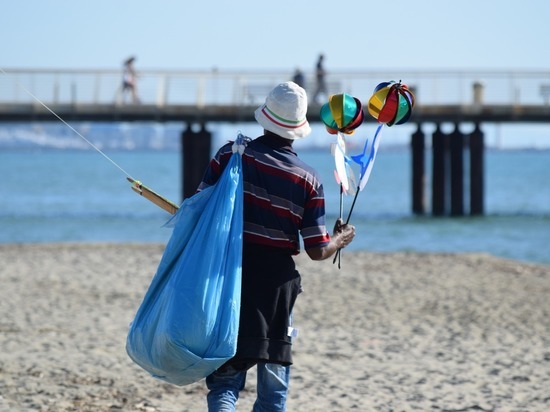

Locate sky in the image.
[2,0,550,71]
[1,0,550,149]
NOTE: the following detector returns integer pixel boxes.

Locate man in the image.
[198,81,356,411]
[312,54,327,104]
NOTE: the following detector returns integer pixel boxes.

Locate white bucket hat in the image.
[254,81,311,140]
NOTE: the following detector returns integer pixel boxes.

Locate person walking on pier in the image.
[121,56,140,104]
[198,81,356,411]
[312,53,327,104]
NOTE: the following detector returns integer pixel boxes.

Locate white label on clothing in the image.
[287,327,299,338]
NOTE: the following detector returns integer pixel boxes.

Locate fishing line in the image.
[0,67,134,179]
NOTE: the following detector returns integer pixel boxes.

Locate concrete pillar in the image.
[469,123,484,215]
[182,123,212,200]
[411,124,426,215]
[431,124,447,216]
[449,124,464,216]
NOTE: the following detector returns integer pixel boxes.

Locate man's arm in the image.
[306,219,356,261]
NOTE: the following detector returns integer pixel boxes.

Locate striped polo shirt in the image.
[198,134,331,254]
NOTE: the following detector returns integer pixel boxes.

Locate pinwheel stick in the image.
[332,125,383,267]
[344,188,360,225]
[332,186,360,266]
[339,184,344,220]
[336,183,344,268]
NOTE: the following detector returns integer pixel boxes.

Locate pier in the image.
[1,68,550,214]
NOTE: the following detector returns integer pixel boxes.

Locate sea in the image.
[1,122,549,266]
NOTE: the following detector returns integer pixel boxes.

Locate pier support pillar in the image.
[431,124,447,216]
[411,124,426,215]
[422,123,483,217]
[469,123,484,215]
[450,124,465,216]
[182,123,212,200]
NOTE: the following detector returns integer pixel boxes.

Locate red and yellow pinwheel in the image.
[367,81,415,126]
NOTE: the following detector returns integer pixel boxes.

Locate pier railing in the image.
[1,68,550,107]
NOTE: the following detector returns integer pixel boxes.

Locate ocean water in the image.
[1,145,549,266]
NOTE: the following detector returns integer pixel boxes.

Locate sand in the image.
[0,243,548,412]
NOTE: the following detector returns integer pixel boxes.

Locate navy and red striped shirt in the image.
[198,134,330,254]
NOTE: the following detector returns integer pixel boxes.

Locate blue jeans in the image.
[206,362,290,411]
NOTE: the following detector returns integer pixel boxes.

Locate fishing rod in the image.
[127,177,179,215]
[0,67,179,215]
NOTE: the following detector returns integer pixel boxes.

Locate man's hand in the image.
[306,219,356,261]
[332,218,356,250]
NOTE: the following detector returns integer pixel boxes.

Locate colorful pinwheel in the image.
[345,81,415,221]
[346,81,415,216]
[367,80,415,126]
[321,93,365,135]
[321,93,364,191]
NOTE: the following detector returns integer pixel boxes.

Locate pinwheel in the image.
[346,81,415,217]
[321,93,365,135]
[321,93,364,192]
[346,80,415,217]
[367,80,415,126]
[321,93,365,251]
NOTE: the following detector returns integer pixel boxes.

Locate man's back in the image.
[199,133,330,254]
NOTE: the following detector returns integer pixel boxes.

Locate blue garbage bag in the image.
[126,140,244,386]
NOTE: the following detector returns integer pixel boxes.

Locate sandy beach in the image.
[0,243,548,412]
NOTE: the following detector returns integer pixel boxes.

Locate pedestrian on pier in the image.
[121,56,140,104]
[312,53,327,104]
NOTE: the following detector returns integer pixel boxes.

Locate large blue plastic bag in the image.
[126,149,243,386]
